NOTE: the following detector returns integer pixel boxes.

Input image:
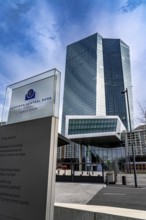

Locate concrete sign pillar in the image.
[0,117,58,220]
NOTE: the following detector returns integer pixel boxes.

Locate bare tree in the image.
[138,102,146,125]
[137,102,146,148]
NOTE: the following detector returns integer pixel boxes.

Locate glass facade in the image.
[62,34,133,135]
[96,35,106,115]
[61,33,134,160]
[68,118,117,135]
[120,40,134,129]
[62,33,105,134]
[103,39,134,129]
[90,146,125,161]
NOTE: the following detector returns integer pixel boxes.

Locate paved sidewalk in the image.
[55,182,146,211]
[88,184,146,211]
[55,182,105,204]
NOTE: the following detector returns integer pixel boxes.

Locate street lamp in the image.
[121,88,137,188]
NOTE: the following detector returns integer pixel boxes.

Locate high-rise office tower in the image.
[62,33,133,135]
[103,39,133,129]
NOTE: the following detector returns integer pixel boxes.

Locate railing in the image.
[56,162,114,183]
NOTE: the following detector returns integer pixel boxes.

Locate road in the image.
[88,185,146,211]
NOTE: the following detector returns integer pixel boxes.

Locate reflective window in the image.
[68,118,117,135]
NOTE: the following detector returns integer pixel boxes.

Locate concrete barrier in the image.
[54,203,146,220]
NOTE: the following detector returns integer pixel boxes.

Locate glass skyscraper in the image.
[62,33,133,134]
[103,39,133,129]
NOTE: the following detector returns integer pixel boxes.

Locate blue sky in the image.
[0,0,146,127]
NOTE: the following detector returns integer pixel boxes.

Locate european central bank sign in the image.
[0,69,60,220]
[2,69,60,124]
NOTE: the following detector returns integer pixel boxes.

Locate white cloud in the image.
[0,2,65,126]
[120,0,146,12]
[116,6,146,126]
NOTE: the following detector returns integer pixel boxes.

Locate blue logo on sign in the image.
[25,89,35,100]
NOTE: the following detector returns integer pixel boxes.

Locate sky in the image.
[0,0,146,128]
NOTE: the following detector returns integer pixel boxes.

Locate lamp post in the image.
[121,88,137,188]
